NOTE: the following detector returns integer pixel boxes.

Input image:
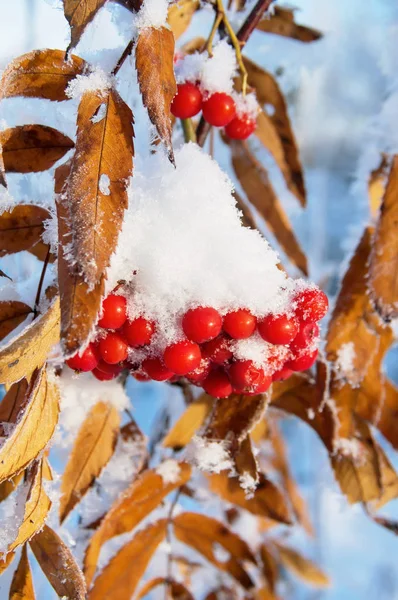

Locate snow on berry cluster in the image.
[171,41,259,140]
[66,144,328,397]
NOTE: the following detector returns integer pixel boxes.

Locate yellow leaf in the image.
[275,542,329,587]
[163,393,214,449]
[9,545,35,599]
[368,154,389,217]
[167,0,199,40]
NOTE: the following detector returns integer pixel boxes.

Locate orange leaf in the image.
[88,520,167,600]
[137,578,194,599]
[163,393,214,449]
[64,0,107,51]
[0,125,74,173]
[205,393,268,442]
[260,544,278,592]
[256,6,322,43]
[0,301,32,342]
[368,154,389,217]
[0,49,86,101]
[30,524,86,600]
[0,204,50,257]
[60,401,120,522]
[136,26,176,163]
[9,545,35,600]
[275,542,329,587]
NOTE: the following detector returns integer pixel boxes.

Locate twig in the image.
[165,488,182,599]
[33,245,51,318]
[181,118,197,143]
[206,12,224,55]
[112,40,135,76]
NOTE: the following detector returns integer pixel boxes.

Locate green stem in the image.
[181,119,197,143]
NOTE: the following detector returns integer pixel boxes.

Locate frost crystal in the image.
[156,459,181,484]
[239,472,258,498]
[185,436,234,474]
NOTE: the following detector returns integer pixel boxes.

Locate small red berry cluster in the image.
[171,82,256,140]
[66,287,328,398]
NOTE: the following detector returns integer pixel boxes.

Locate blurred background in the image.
[1,0,398,598]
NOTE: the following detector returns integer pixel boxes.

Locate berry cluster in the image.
[171,83,257,140]
[66,287,328,398]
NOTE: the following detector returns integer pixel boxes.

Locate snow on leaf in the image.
[167,0,200,40]
[368,155,398,320]
[88,519,167,600]
[256,6,322,43]
[156,459,181,484]
[0,49,86,102]
[274,542,330,588]
[84,463,191,586]
[0,205,50,257]
[60,401,120,522]
[163,393,214,449]
[0,298,60,384]
[173,512,256,589]
[9,545,35,600]
[65,88,134,287]
[0,125,74,173]
[64,0,108,52]
[186,436,234,474]
[30,524,86,600]
[135,26,176,164]
[0,301,32,342]
[230,140,308,275]
[0,369,59,483]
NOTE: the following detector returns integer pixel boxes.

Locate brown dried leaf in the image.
[28,241,55,263]
[205,393,268,443]
[84,463,191,585]
[260,544,278,592]
[275,542,329,588]
[256,7,322,43]
[0,125,73,173]
[0,205,50,257]
[368,156,398,320]
[168,0,200,40]
[174,512,256,589]
[9,546,35,600]
[0,298,60,384]
[0,368,59,483]
[9,459,51,552]
[209,471,292,525]
[0,49,86,101]
[66,88,134,287]
[234,435,259,485]
[230,140,307,274]
[30,524,86,600]
[163,393,214,449]
[137,578,194,600]
[60,401,120,522]
[136,27,176,162]
[88,520,167,600]
[0,301,32,341]
[243,57,305,206]
[0,551,15,575]
[0,269,11,280]
[64,0,107,51]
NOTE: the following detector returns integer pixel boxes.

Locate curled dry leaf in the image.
[0,368,59,483]
[66,88,134,287]
[274,542,329,588]
[368,156,398,320]
[230,140,308,275]
[256,6,322,43]
[84,463,191,585]
[64,0,107,51]
[60,401,120,522]
[243,56,305,207]
[88,520,167,600]
[209,471,292,524]
[163,393,214,449]
[168,0,200,40]
[135,26,176,163]
[174,512,256,589]
[0,49,86,101]
[137,578,194,600]
[9,459,52,552]
[0,204,50,257]
[30,524,86,600]
[0,125,74,173]
[0,297,60,383]
[205,393,268,444]
[0,301,32,342]
[9,545,35,600]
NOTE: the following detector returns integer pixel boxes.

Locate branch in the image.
[112,40,135,76]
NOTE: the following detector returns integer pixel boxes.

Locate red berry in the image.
[96,360,124,376]
[99,332,128,364]
[272,367,293,382]
[258,314,299,345]
[201,335,233,365]
[171,82,203,119]
[223,309,256,339]
[98,294,127,330]
[163,340,201,375]
[122,317,155,347]
[92,368,118,381]
[285,349,318,372]
[202,368,233,398]
[294,288,328,322]
[66,343,99,372]
[182,306,222,343]
[132,371,150,382]
[290,322,319,354]
[229,360,266,393]
[186,359,211,384]
[225,115,256,140]
[252,375,272,393]
[142,357,174,381]
[202,93,236,127]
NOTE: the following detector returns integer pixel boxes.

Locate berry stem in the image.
[206,12,224,55]
[33,244,51,319]
[112,39,135,76]
[181,118,197,143]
